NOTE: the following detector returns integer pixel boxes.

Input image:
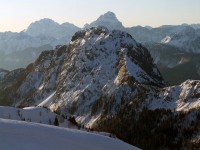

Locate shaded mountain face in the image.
[144,42,200,85]
[127,24,191,43]
[84,11,125,31]
[161,26,200,53]
[1,26,165,115]
[0,68,9,79]
[0,68,24,105]
[25,18,80,39]
[0,11,199,74]
[0,27,200,149]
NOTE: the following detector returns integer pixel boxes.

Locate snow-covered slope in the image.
[127,24,192,43]
[191,24,200,29]
[0,106,74,128]
[0,27,165,124]
[1,26,200,149]
[2,27,200,122]
[148,80,200,111]
[1,12,199,71]
[161,26,200,53]
[0,119,139,150]
[84,11,125,31]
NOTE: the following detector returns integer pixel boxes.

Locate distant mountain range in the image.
[0,27,200,149]
[0,11,199,85]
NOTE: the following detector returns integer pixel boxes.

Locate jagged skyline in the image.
[0,0,200,32]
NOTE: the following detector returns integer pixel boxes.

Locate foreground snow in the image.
[0,106,76,128]
[0,119,139,150]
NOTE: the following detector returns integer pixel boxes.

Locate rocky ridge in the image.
[0,27,200,149]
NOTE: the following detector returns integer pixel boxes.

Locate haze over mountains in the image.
[0,25,200,149]
[0,10,200,149]
[0,11,199,85]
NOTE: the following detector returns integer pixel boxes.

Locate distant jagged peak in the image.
[83,11,125,30]
[25,18,80,38]
[162,25,196,42]
[25,18,59,32]
[70,26,138,52]
[31,18,59,25]
[161,25,200,53]
[98,11,118,20]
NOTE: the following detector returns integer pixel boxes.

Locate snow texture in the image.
[0,118,139,150]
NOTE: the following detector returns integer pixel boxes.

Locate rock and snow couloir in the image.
[1,26,165,125]
[0,26,200,149]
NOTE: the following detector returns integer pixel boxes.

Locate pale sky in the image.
[0,0,199,32]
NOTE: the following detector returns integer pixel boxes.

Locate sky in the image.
[0,0,199,32]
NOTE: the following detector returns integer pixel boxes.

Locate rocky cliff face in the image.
[1,27,200,149]
[2,26,165,121]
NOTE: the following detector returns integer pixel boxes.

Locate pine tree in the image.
[54,117,59,126]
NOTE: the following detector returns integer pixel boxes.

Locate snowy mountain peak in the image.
[1,26,200,149]
[25,18,59,35]
[98,11,117,20]
[25,18,80,39]
[161,26,200,53]
[0,27,165,124]
[83,12,124,30]
[30,18,58,26]
[69,26,165,87]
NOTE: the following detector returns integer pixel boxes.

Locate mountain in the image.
[1,11,199,73]
[0,31,55,55]
[25,18,80,39]
[161,26,200,53]
[0,106,76,128]
[0,19,80,70]
[0,119,139,150]
[191,24,200,29]
[0,19,80,55]
[1,26,165,108]
[141,26,200,85]
[84,11,125,31]
[0,27,200,149]
[127,24,191,43]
